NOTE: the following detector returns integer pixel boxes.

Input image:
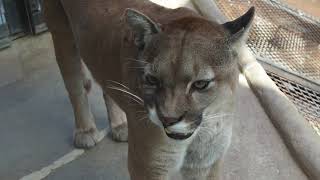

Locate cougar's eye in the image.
[192,80,211,91]
[145,75,159,86]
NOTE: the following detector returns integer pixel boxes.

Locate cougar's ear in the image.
[125,9,161,50]
[223,7,255,45]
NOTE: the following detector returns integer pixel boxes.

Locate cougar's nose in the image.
[162,115,184,127]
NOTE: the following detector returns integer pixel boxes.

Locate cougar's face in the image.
[139,24,237,140]
[125,7,254,140]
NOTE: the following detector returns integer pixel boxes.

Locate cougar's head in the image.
[125,7,254,140]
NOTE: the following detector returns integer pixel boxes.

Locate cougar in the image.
[44,0,254,179]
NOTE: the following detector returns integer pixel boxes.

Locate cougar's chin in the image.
[163,118,202,140]
[147,107,201,140]
[164,128,194,140]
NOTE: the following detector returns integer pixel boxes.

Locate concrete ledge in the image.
[238,47,320,180]
[192,0,320,179]
[191,0,227,23]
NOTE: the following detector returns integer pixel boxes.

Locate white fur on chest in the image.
[183,121,233,169]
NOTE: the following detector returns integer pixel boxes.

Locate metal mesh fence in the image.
[215,0,320,135]
[216,0,320,83]
[267,72,320,135]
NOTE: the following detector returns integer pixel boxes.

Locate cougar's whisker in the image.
[203,113,233,118]
[137,116,148,123]
[202,114,234,121]
[137,110,147,112]
[128,66,146,69]
[198,128,214,137]
[106,86,144,105]
[199,126,214,130]
[106,80,130,90]
[136,110,147,114]
[129,103,143,107]
[123,94,144,105]
[137,115,147,120]
[125,58,149,64]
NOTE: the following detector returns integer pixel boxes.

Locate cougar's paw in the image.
[111,123,128,142]
[74,127,100,149]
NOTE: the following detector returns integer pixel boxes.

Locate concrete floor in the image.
[0,32,310,180]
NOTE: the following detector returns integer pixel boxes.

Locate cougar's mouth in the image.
[163,117,202,140]
[147,107,202,140]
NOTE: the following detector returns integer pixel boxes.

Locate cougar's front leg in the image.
[207,158,224,180]
[44,0,99,149]
[127,115,188,180]
[181,158,223,180]
[53,35,99,148]
[103,94,128,142]
[128,147,183,180]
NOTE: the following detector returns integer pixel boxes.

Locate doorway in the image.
[0,0,47,50]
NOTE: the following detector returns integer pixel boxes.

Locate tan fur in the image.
[43,0,254,179]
